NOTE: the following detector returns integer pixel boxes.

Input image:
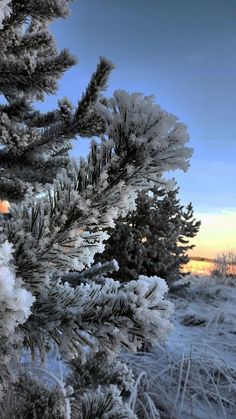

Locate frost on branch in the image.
[0,1,193,416]
[68,351,134,394]
[0,240,35,391]
[0,56,113,201]
[0,0,11,30]
[0,241,35,338]
[9,372,68,419]
[67,352,136,418]
[23,275,173,360]
[106,90,192,183]
[3,88,192,294]
[70,385,137,419]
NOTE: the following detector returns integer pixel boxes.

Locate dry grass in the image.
[123,346,236,419]
[122,277,236,418]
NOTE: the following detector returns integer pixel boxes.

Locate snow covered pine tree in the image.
[0,1,192,417]
[96,187,200,284]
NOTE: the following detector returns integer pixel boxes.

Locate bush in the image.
[211,251,236,280]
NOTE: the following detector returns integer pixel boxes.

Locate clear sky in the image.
[44,0,236,258]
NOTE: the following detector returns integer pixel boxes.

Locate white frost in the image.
[0,241,35,337]
[0,0,11,30]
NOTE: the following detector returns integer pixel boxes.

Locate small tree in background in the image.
[0,1,192,417]
[211,251,236,280]
[96,187,200,284]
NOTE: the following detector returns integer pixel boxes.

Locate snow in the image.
[0,0,11,30]
[169,276,236,367]
[0,241,35,337]
[124,275,236,418]
[18,273,236,418]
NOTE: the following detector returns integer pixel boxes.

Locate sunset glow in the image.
[182,259,215,276]
[188,211,236,259]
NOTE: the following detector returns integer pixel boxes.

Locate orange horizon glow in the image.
[182,259,214,276]
[188,211,236,259]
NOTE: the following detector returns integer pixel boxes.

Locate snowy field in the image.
[125,275,236,418]
[19,274,236,418]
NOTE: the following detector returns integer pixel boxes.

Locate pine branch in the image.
[40,57,115,145]
[60,260,119,286]
[23,276,173,359]
[2,0,70,30]
[0,49,76,96]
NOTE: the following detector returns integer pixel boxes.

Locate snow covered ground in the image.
[21,274,236,418]
[169,276,236,368]
[126,275,236,418]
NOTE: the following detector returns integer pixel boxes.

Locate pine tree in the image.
[0,1,192,417]
[96,187,200,284]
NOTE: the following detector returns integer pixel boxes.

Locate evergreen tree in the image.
[0,2,192,417]
[96,187,200,284]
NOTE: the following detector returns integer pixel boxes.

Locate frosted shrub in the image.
[211,251,236,281]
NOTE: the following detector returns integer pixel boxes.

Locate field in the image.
[17,262,236,418]
[125,274,236,418]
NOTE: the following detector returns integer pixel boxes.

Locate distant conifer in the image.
[96,187,200,283]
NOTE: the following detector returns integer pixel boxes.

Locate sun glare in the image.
[188,211,236,259]
[0,200,9,213]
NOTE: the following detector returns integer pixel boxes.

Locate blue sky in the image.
[43,0,236,256]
